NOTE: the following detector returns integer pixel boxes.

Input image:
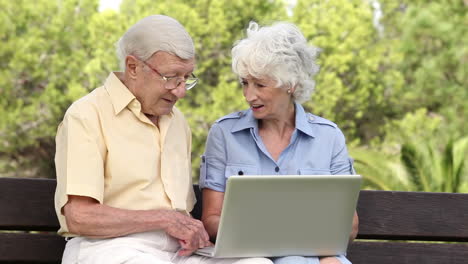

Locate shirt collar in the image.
[104,72,137,115]
[231,109,257,133]
[294,103,315,138]
[231,102,315,138]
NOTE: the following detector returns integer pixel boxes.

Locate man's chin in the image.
[156,106,174,116]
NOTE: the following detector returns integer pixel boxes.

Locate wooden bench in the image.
[1,177,467,264]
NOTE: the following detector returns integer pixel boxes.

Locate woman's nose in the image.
[243,85,256,102]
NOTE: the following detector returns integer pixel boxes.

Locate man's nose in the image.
[171,85,186,99]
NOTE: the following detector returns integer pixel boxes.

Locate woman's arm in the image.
[329,128,359,242]
[349,211,359,242]
[201,188,225,241]
[200,122,231,241]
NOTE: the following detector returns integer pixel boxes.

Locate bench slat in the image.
[0,178,60,231]
[2,234,468,264]
[348,241,468,264]
[356,190,468,242]
[0,233,64,263]
[2,178,468,264]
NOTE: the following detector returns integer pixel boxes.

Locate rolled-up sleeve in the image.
[199,123,228,192]
[330,128,355,175]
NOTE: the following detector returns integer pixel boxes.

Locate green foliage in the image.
[0,0,100,177]
[379,0,467,137]
[293,0,404,142]
[400,136,468,193]
[352,0,468,192]
[350,147,409,191]
[351,135,468,193]
[0,0,466,193]
[356,108,468,193]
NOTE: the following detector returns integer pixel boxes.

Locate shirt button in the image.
[275,166,279,172]
[309,115,315,121]
[238,171,244,175]
[202,156,206,163]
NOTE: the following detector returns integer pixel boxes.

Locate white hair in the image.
[232,21,321,103]
[116,15,195,70]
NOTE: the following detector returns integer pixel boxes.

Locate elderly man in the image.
[54,15,272,264]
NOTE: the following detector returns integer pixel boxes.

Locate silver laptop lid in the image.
[212,174,362,258]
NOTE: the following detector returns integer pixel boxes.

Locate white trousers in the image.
[62,231,272,264]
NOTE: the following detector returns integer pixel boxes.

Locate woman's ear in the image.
[289,85,296,95]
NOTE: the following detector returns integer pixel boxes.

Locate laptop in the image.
[195,174,362,258]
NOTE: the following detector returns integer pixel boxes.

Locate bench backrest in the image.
[347,190,468,263]
[1,177,467,264]
[0,178,64,263]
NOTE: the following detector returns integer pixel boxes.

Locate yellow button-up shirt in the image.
[54,72,195,236]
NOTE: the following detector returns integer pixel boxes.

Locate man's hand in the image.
[162,210,213,256]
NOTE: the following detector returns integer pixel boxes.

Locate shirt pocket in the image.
[298,168,332,175]
[225,164,259,178]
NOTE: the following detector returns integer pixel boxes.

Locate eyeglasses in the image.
[140,60,198,90]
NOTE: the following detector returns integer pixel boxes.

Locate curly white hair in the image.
[232,21,321,103]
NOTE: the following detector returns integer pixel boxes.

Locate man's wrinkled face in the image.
[134,51,195,116]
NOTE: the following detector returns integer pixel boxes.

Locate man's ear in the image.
[125,55,139,80]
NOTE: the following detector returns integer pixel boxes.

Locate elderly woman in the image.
[199,21,358,264]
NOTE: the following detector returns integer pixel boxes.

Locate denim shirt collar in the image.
[231,102,315,138]
[295,103,315,138]
[231,109,256,133]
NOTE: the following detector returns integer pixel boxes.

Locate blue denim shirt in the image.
[199,103,355,192]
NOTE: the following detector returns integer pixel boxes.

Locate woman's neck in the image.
[259,103,296,137]
[258,103,296,161]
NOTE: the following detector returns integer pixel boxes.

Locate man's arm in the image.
[201,188,225,241]
[63,195,211,256]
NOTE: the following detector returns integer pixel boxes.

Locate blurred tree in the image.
[367,0,468,192]
[400,136,468,193]
[355,108,468,193]
[293,0,404,143]
[350,147,410,191]
[378,0,467,138]
[351,135,468,193]
[0,0,465,192]
[0,0,101,177]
